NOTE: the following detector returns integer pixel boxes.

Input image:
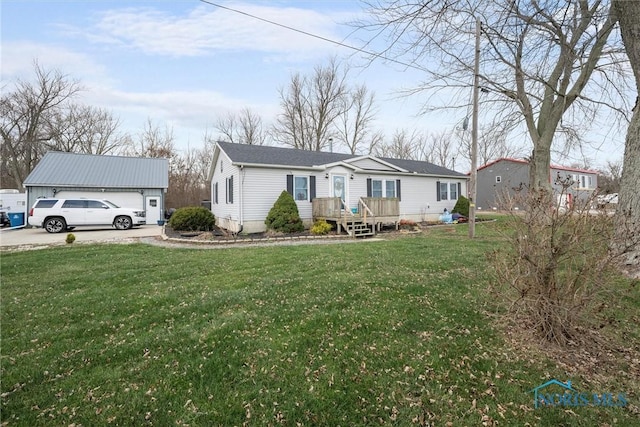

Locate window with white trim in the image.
[372,180,383,197]
[372,179,397,198]
[449,183,458,200]
[437,181,461,201]
[294,176,308,201]
[226,176,234,204]
[572,174,594,189]
[385,181,396,198]
[439,182,449,200]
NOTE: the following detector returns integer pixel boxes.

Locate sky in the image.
[1,0,627,171]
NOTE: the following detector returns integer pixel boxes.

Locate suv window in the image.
[34,199,58,208]
[62,200,87,208]
[87,200,109,209]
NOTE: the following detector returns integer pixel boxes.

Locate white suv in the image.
[28,198,146,233]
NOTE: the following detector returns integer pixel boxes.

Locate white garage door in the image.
[55,191,144,210]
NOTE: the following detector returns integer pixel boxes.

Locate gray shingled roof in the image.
[218,141,354,167]
[24,152,169,188]
[218,141,465,177]
[379,157,466,177]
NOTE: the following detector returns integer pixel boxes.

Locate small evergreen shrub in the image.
[265,191,304,233]
[311,219,332,235]
[65,233,76,244]
[168,206,216,231]
[452,195,470,217]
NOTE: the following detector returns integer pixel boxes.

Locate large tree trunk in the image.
[613,0,640,266]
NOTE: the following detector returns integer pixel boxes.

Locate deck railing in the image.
[312,197,399,219]
[312,197,342,218]
[360,197,399,217]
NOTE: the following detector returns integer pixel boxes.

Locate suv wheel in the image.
[114,215,132,230]
[44,217,66,233]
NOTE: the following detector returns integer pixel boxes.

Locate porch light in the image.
[350,174,354,180]
[325,173,329,179]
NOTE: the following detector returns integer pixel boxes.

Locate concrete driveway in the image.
[0,225,164,249]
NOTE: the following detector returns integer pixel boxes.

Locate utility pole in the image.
[469,17,480,239]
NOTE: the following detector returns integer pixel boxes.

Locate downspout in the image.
[238,165,244,234]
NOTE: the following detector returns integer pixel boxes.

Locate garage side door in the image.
[55,191,144,210]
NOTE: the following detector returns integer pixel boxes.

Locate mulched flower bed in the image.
[163,226,341,242]
[163,219,491,243]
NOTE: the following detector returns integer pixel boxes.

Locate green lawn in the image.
[1,222,638,426]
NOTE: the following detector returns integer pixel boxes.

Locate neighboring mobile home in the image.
[208,141,468,234]
[24,152,169,223]
[476,158,599,210]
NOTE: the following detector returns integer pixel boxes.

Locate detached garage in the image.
[24,152,169,223]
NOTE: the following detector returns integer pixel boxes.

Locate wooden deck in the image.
[312,197,400,237]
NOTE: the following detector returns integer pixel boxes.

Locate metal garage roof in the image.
[24,152,169,188]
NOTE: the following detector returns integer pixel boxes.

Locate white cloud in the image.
[85,3,349,58]
[0,41,109,83]
[84,85,280,143]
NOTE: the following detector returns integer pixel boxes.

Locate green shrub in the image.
[265,191,304,233]
[65,233,76,244]
[311,219,332,235]
[452,195,470,217]
[168,206,216,231]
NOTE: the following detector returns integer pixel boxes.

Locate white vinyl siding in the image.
[240,168,319,222]
[348,158,397,171]
[210,152,238,228]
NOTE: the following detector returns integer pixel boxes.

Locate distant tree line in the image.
[2,60,526,209]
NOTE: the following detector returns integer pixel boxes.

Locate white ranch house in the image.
[209,141,468,235]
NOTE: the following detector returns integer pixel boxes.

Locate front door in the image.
[145,197,161,223]
[332,174,347,207]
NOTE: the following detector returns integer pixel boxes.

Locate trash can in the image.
[8,212,25,227]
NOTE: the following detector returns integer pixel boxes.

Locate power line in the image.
[198,0,428,73]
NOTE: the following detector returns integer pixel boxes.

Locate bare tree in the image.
[371,129,422,160]
[597,160,622,194]
[166,144,212,208]
[613,0,640,263]
[455,121,525,170]
[358,1,626,191]
[335,84,380,154]
[414,130,457,169]
[0,63,80,188]
[49,104,127,155]
[273,57,349,151]
[126,118,176,159]
[215,108,267,145]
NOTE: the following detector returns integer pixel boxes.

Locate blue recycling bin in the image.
[8,212,25,227]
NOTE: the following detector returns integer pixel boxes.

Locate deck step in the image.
[344,221,374,237]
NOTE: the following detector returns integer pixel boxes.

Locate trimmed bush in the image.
[311,219,332,235]
[452,195,470,217]
[65,233,76,244]
[265,191,304,233]
[168,206,216,231]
